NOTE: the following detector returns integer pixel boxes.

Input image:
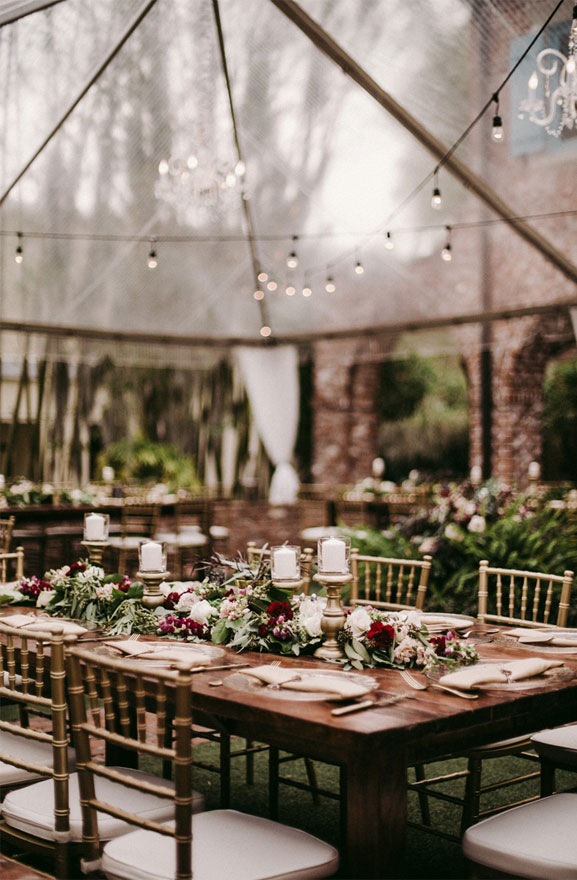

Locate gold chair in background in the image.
[0,546,24,585]
[409,560,575,839]
[155,499,212,578]
[350,548,432,611]
[0,515,15,552]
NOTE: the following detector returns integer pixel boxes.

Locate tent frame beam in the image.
[2,299,576,348]
[269,0,577,289]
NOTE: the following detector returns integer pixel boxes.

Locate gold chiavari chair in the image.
[409,560,575,840]
[155,499,212,579]
[67,646,339,880]
[350,548,433,611]
[0,545,24,585]
[1,626,192,879]
[0,515,15,552]
[0,623,76,877]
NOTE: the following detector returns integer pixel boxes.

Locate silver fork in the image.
[399,668,479,700]
[267,659,303,689]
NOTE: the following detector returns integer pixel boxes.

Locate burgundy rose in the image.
[366,621,395,649]
[258,623,270,637]
[266,601,293,621]
[68,562,87,575]
[163,591,181,609]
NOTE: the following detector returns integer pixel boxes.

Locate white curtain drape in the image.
[236,345,300,505]
[571,309,577,342]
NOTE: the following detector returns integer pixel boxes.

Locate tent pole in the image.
[269,0,577,289]
[0,0,159,208]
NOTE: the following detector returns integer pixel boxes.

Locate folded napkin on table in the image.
[243,665,371,698]
[419,614,467,627]
[439,658,565,690]
[0,614,88,634]
[105,640,212,666]
[507,627,577,648]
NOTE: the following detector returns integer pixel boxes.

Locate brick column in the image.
[311,339,381,485]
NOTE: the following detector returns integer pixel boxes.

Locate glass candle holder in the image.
[139,540,167,572]
[271,545,301,582]
[317,535,351,574]
[83,512,110,542]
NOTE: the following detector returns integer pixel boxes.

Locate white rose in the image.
[186,599,214,626]
[348,606,372,639]
[37,589,56,608]
[468,514,486,533]
[162,581,199,597]
[444,523,463,542]
[304,612,323,638]
[175,591,199,612]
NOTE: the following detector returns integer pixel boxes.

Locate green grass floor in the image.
[2,735,576,879]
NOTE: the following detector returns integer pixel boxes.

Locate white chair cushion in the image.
[1,767,204,842]
[101,809,339,880]
[532,724,577,767]
[463,793,577,879]
[0,731,75,786]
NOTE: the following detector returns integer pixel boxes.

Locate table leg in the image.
[345,744,407,879]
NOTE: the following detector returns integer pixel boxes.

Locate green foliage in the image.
[378,354,434,422]
[542,356,577,481]
[98,437,200,488]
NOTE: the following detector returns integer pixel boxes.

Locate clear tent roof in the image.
[0,0,575,350]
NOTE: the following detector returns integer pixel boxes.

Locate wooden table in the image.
[181,638,577,879]
[4,609,577,879]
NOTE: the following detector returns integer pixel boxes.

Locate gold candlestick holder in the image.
[313,571,351,661]
[137,569,170,609]
[80,541,109,568]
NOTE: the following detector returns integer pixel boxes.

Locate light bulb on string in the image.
[14,232,23,264]
[431,168,442,209]
[385,231,394,250]
[260,325,272,338]
[285,285,296,296]
[354,256,364,275]
[253,289,264,301]
[491,94,504,142]
[441,226,452,262]
[234,159,246,177]
[267,280,278,292]
[302,280,312,297]
[325,274,336,293]
[286,235,298,269]
[147,239,158,269]
[257,270,268,282]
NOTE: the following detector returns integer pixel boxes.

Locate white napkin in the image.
[106,640,212,666]
[243,665,371,698]
[439,658,564,690]
[508,627,577,648]
[0,614,88,634]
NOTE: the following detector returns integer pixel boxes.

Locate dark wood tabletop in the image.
[4,607,577,879]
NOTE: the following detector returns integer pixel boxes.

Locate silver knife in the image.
[331,692,415,716]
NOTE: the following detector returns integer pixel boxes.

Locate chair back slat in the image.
[350,550,432,611]
[477,561,574,627]
[67,646,193,879]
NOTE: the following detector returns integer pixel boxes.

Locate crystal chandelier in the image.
[518,7,577,137]
[154,152,246,218]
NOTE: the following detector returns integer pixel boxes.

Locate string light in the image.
[253,289,264,300]
[302,281,312,297]
[285,285,296,296]
[385,231,394,250]
[354,256,364,275]
[325,275,336,293]
[286,235,298,269]
[260,325,272,338]
[14,232,23,264]
[431,169,442,210]
[441,226,453,262]
[266,280,278,291]
[257,270,268,282]
[491,94,503,142]
[147,239,158,269]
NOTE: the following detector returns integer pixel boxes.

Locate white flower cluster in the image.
[295,594,327,638]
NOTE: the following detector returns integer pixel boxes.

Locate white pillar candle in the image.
[272,546,299,580]
[528,460,541,480]
[320,537,347,573]
[84,513,107,541]
[140,541,164,571]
